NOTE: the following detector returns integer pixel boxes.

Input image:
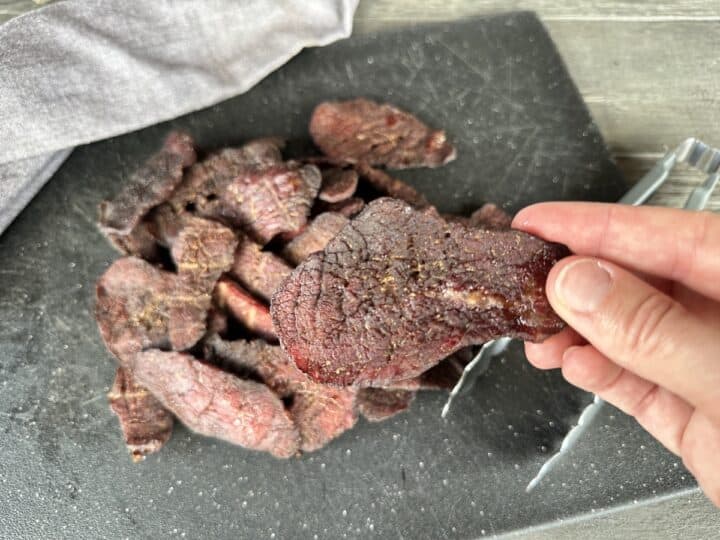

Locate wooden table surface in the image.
[2,0,719,210]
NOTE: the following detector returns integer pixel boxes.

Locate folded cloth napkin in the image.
[0,0,358,235]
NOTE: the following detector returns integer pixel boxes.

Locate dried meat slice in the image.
[205,336,357,452]
[316,197,365,218]
[169,217,238,350]
[95,257,178,360]
[217,162,321,244]
[105,219,161,261]
[282,212,348,265]
[309,98,456,169]
[99,131,196,236]
[272,198,567,387]
[470,203,513,230]
[214,278,276,341]
[355,162,429,208]
[131,350,300,458]
[108,367,173,462]
[318,167,359,203]
[230,235,293,302]
[356,388,416,422]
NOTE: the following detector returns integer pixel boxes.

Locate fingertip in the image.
[524,327,585,370]
[559,345,591,387]
[511,204,543,231]
[524,341,555,369]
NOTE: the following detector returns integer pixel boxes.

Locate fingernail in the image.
[554,259,612,313]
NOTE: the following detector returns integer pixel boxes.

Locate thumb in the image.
[546,256,720,422]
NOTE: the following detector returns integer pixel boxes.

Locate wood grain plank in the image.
[355,1,720,23]
[546,21,720,154]
[0,0,52,24]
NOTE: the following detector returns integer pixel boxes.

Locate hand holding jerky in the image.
[272,198,567,386]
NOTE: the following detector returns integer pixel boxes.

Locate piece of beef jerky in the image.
[309,98,456,169]
[171,216,238,288]
[379,355,468,392]
[318,167,359,203]
[168,217,238,350]
[131,350,300,458]
[355,162,429,208]
[230,235,293,302]
[282,212,348,265]
[356,388,416,422]
[99,131,196,236]
[206,307,229,336]
[108,367,173,462]
[163,138,285,228]
[272,198,567,386]
[205,336,358,452]
[470,203,513,230]
[149,203,188,247]
[214,278,276,341]
[217,162,321,244]
[96,257,178,361]
[316,197,366,218]
[105,219,160,261]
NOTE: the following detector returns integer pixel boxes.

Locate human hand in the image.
[512,202,720,507]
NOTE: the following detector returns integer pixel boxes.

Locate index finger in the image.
[513,202,720,300]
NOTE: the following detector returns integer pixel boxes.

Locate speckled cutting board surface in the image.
[0,12,695,539]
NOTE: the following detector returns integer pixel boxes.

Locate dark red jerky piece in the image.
[355,162,429,208]
[271,198,568,387]
[99,131,196,236]
[309,98,456,169]
[316,197,366,218]
[131,350,300,458]
[108,367,173,462]
[318,168,359,203]
[230,235,293,303]
[380,355,467,392]
[282,212,348,265]
[171,217,237,288]
[95,257,178,361]
[168,139,284,216]
[149,203,188,247]
[356,388,416,422]
[470,203,513,230]
[217,162,321,244]
[215,277,276,341]
[205,336,358,452]
[169,217,238,350]
[105,219,160,261]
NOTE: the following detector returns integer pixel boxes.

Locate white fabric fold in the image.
[0,0,357,234]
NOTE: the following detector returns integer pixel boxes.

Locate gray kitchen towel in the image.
[0,0,358,235]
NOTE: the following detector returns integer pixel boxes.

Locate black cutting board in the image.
[0,12,694,539]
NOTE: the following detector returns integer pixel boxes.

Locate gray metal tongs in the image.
[440,137,720,490]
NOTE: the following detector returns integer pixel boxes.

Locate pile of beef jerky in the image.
[96,98,567,461]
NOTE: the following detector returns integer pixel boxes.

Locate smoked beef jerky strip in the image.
[230,235,293,303]
[318,167,359,203]
[356,388,416,422]
[131,350,300,458]
[99,131,196,236]
[214,277,276,341]
[315,196,365,218]
[355,162,429,208]
[309,98,456,169]
[169,217,238,350]
[108,367,173,462]
[216,162,321,244]
[205,336,357,452]
[272,198,567,386]
[282,212,348,265]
